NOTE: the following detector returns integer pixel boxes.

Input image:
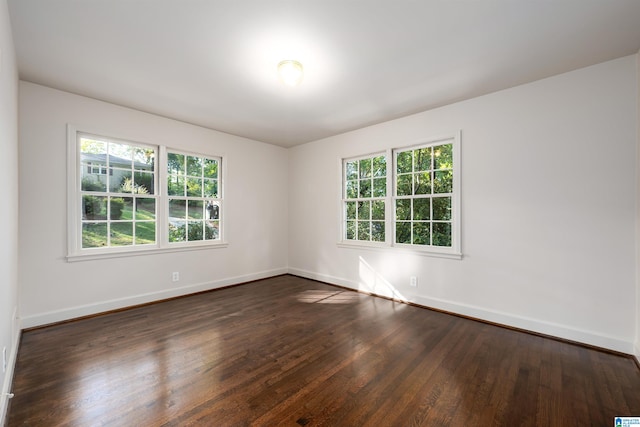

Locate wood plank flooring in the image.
[7,275,640,426]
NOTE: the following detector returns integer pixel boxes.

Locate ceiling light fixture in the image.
[278,60,303,87]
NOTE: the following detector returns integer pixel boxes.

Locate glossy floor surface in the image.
[8,275,640,426]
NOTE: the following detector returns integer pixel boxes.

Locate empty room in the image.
[1,1,640,426]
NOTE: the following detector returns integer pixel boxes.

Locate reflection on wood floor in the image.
[8,275,640,426]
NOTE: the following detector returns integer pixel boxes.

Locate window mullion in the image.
[158,146,168,248]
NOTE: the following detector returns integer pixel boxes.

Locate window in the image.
[167,151,221,243]
[394,141,454,247]
[343,154,386,242]
[68,127,225,259]
[79,134,157,249]
[340,133,460,258]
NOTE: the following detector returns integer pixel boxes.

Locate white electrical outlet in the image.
[409,276,417,287]
[172,272,180,282]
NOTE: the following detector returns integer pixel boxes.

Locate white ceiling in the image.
[8,1,640,147]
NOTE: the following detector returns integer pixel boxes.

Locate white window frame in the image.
[164,148,224,247]
[338,132,461,259]
[67,125,227,262]
[341,152,389,246]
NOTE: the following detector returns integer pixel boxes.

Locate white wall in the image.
[289,55,638,354]
[18,82,289,327]
[0,0,19,422]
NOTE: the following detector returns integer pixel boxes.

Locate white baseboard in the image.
[21,268,288,329]
[288,267,635,355]
[0,307,21,427]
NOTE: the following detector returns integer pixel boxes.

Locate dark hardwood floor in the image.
[7,275,640,426]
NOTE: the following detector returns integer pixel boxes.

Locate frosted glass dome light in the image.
[278,60,303,86]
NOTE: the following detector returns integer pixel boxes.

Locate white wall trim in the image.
[288,267,636,355]
[0,308,21,427]
[21,268,287,329]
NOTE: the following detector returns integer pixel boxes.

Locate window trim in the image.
[67,124,228,262]
[338,132,462,259]
[163,147,224,247]
[341,151,389,244]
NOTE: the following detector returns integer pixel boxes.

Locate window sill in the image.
[67,242,229,262]
[337,241,463,260]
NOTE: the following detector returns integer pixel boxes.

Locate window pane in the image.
[188,200,204,219]
[346,220,356,239]
[372,221,385,242]
[433,222,452,247]
[432,197,451,220]
[109,143,133,165]
[133,147,155,172]
[168,222,186,242]
[186,177,202,197]
[205,221,220,240]
[346,161,358,180]
[373,177,386,197]
[412,222,430,245]
[357,221,370,240]
[359,158,371,178]
[167,175,185,196]
[346,180,358,198]
[169,199,186,219]
[135,222,156,244]
[203,158,218,178]
[395,199,411,221]
[109,197,128,221]
[359,179,371,198]
[346,201,356,220]
[395,222,411,244]
[82,195,106,220]
[413,198,430,220]
[135,198,155,220]
[371,200,385,220]
[397,151,412,174]
[81,173,107,192]
[133,172,154,194]
[373,156,386,177]
[357,201,370,220]
[187,156,202,176]
[396,174,412,196]
[413,172,431,195]
[111,222,133,246]
[187,221,204,241]
[433,170,453,193]
[434,144,453,170]
[80,138,106,156]
[206,201,220,220]
[414,147,432,172]
[203,179,218,198]
[167,153,185,175]
[110,170,132,192]
[82,222,108,248]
